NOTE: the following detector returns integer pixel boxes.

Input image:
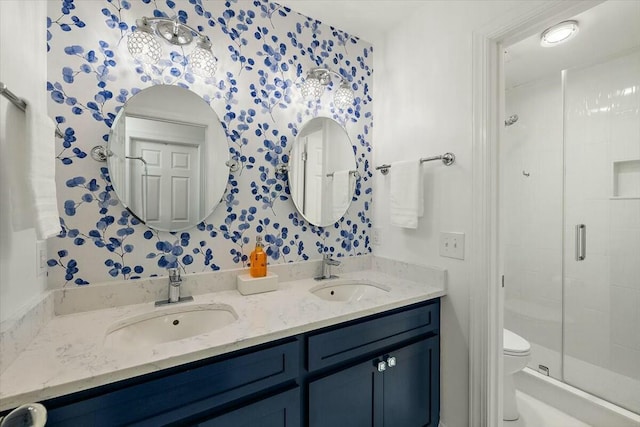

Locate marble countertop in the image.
[0,267,445,411]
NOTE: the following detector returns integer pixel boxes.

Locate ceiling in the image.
[505,0,640,89]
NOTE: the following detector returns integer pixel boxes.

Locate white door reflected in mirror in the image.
[289,117,357,227]
[107,85,229,232]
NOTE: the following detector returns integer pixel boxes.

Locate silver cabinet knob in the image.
[377,361,387,372]
[387,356,396,368]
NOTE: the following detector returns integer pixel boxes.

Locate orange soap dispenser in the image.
[250,236,267,277]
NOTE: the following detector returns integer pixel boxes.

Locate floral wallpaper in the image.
[45,0,373,287]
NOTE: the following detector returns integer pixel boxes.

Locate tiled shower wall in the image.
[504,49,640,413]
[46,0,373,287]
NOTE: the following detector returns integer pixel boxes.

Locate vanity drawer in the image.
[45,339,299,427]
[307,299,439,372]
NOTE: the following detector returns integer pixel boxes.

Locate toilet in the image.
[503,329,531,421]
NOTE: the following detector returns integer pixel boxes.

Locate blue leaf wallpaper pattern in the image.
[46,0,373,287]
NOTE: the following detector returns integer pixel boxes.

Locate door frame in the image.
[468,1,603,425]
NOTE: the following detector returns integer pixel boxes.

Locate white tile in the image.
[581,255,610,309]
[610,286,640,350]
[610,344,640,382]
[564,307,611,369]
[610,200,640,230]
[610,253,640,290]
[611,109,640,151]
[610,229,640,257]
[565,277,589,316]
[583,277,611,313]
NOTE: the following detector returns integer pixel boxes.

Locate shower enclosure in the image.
[502,43,640,414]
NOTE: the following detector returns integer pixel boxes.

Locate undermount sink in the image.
[104,304,237,350]
[310,279,391,302]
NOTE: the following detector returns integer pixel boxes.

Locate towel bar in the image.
[376,152,455,175]
[0,81,64,138]
[326,170,360,179]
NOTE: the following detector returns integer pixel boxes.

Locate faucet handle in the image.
[168,268,180,281]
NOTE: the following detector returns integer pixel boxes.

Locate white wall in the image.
[0,1,49,322]
[371,2,539,425]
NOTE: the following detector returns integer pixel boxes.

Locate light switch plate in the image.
[439,232,465,260]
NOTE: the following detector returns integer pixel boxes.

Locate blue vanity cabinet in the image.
[196,387,300,427]
[308,353,381,426]
[382,336,439,426]
[307,299,440,427]
[25,298,440,426]
[42,340,299,427]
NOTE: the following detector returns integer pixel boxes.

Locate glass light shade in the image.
[301,77,324,101]
[541,21,579,47]
[333,84,354,110]
[127,28,162,64]
[189,45,217,78]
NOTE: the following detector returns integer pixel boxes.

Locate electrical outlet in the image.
[36,240,48,276]
[372,228,382,246]
[439,232,465,260]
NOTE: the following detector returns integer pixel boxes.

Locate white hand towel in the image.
[389,160,423,228]
[11,102,62,239]
[332,170,351,220]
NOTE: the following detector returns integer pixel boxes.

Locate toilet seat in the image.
[503,329,531,356]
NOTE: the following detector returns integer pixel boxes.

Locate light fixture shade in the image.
[189,45,217,78]
[127,27,162,64]
[301,77,324,101]
[334,84,354,110]
[541,20,579,47]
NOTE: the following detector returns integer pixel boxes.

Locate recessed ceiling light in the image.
[540,20,579,47]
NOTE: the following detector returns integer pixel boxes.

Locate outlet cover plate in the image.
[439,232,465,260]
[36,240,47,276]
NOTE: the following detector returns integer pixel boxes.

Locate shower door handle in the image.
[575,224,586,261]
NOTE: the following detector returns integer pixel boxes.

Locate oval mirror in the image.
[288,117,358,227]
[107,85,228,232]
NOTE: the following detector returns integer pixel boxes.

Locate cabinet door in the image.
[383,336,440,427]
[45,341,298,427]
[308,360,382,427]
[197,388,300,427]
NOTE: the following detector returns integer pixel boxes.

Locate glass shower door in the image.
[503,74,564,379]
[563,49,640,414]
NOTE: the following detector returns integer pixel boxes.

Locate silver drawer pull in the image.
[377,361,387,372]
[575,224,586,261]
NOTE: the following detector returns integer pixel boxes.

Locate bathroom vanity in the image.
[0,258,445,426]
[42,299,439,426]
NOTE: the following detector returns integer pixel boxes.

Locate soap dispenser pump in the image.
[250,236,267,277]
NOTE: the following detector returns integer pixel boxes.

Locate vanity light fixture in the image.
[540,20,579,47]
[300,67,355,110]
[127,16,217,79]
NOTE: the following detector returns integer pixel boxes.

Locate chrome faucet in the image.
[168,268,181,303]
[155,268,193,306]
[316,254,340,280]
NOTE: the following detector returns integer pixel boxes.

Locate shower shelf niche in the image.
[611,159,640,199]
